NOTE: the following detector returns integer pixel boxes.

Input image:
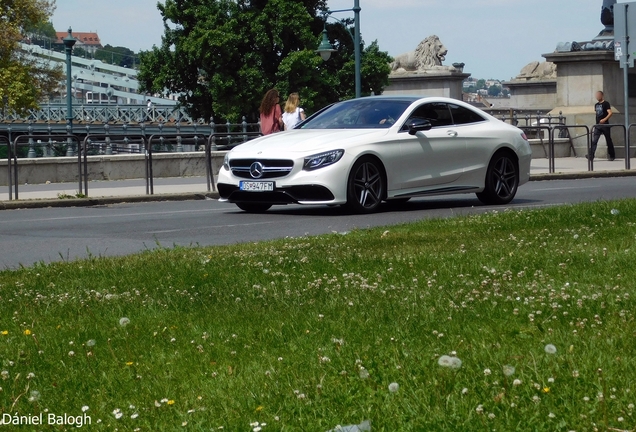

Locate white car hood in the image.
[230,129,388,157]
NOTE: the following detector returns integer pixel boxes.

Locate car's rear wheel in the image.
[236,203,272,213]
[476,151,519,205]
[345,157,386,213]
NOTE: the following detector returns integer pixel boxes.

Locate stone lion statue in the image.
[390,35,454,73]
[516,61,557,80]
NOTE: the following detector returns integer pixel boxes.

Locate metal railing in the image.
[7,134,83,200]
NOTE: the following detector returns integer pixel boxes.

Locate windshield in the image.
[299,99,412,129]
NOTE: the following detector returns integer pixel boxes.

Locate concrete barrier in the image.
[0,152,226,186]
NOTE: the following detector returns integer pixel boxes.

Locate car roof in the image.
[343,95,424,103]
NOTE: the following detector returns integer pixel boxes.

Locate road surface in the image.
[0,177,634,269]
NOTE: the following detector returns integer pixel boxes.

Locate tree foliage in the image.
[0,0,62,113]
[95,44,138,68]
[138,0,392,121]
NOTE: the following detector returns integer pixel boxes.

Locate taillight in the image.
[520,132,528,141]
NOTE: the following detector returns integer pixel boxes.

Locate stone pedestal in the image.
[543,50,636,158]
[383,71,470,100]
[504,79,557,111]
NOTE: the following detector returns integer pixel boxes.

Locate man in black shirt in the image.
[588,91,615,161]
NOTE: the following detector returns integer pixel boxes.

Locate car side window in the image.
[401,103,453,131]
[448,104,486,125]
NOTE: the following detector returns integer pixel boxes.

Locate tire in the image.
[344,157,386,213]
[476,151,519,205]
[236,203,272,213]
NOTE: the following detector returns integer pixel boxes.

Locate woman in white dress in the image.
[282,93,306,130]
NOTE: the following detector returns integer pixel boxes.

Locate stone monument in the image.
[383,36,470,100]
[505,61,557,110]
[542,0,635,158]
[597,0,617,40]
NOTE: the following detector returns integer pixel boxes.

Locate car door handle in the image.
[447,130,458,137]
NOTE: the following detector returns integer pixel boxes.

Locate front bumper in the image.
[218,183,336,204]
[217,157,351,205]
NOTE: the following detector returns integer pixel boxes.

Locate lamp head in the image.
[315,28,337,62]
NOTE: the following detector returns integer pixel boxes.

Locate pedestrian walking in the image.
[146,99,153,121]
[588,90,615,161]
[259,89,283,135]
[282,93,306,130]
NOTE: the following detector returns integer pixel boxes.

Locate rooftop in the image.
[55,31,102,46]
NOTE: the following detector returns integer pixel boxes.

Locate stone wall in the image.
[0,152,226,186]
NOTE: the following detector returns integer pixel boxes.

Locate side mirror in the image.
[407,119,432,135]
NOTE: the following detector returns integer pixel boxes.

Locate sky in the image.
[51,0,607,80]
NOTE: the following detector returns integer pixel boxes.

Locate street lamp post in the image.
[62,28,76,157]
[315,0,362,98]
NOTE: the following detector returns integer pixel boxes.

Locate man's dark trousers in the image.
[590,125,615,159]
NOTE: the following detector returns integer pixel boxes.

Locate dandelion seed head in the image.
[86,339,96,347]
[28,390,40,402]
[388,382,399,393]
[484,368,492,376]
[119,317,130,327]
[503,365,515,376]
[544,344,557,354]
[513,379,522,386]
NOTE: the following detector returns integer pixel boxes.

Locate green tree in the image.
[475,79,486,90]
[0,0,63,114]
[487,85,502,97]
[95,44,137,67]
[138,0,392,122]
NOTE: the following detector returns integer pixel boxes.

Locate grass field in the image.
[1,200,636,431]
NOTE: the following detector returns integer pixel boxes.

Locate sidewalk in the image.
[1,157,635,206]
[530,156,636,174]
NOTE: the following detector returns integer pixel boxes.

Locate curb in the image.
[0,170,634,210]
[0,192,220,211]
[529,169,636,181]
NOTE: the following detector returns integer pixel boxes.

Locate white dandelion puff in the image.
[544,344,557,354]
[86,339,96,347]
[119,317,130,327]
[484,368,492,376]
[81,406,89,412]
[388,382,400,393]
[611,209,620,216]
[438,355,462,369]
[503,365,515,376]
[513,379,522,386]
[28,390,40,402]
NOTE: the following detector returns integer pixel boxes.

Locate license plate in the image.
[239,181,275,192]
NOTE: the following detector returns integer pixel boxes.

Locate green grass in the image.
[1,200,636,431]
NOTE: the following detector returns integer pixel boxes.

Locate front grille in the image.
[230,159,294,179]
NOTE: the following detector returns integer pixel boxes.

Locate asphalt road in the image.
[0,177,634,269]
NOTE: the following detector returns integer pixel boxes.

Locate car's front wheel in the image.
[345,156,386,213]
[476,151,519,205]
[236,203,272,213]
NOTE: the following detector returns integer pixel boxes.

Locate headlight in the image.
[223,152,230,171]
[303,149,344,171]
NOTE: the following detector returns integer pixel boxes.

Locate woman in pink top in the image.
[259,89,283,135]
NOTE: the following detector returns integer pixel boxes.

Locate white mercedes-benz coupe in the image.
[217,96,532,213]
